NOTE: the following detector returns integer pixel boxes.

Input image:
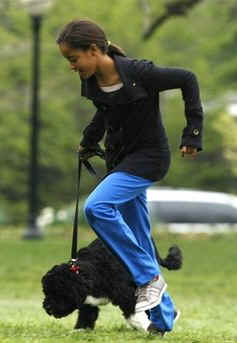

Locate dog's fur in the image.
[42,238,182,331]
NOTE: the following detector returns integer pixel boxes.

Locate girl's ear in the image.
[90,43,100,55]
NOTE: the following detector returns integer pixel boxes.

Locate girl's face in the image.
[59,43,98,80]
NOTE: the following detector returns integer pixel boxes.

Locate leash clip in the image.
[69,259,80,274]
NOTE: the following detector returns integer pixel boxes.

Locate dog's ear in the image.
[78,268,94,289]
[71,269,94,307]
[71,283,87,307]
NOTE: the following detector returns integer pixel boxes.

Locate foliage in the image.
[142,0,204,40]
[1,0,237,222]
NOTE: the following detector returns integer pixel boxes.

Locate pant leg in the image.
[84,171,159,286]
[149,294,175,331]
[118,191,158,268]
[118,196,176,332]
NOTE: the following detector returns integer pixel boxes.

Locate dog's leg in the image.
[74,304,99,330]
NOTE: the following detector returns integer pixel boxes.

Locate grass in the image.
[0,226,237,342]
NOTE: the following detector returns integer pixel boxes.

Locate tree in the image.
[140,0,204,40]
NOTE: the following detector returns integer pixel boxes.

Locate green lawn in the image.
[0,226,237,342]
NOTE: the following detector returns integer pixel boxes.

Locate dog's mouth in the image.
[44,304,69,318]
[50,310,66,318]
[43,298,75,318]
[43,300,56,316]
[44,303,54,316]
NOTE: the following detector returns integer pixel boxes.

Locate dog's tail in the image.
[152,238,183,270]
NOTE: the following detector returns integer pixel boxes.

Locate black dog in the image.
[42,238,182,332]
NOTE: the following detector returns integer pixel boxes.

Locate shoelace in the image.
[135,284,150,302]
[135,276,160,301]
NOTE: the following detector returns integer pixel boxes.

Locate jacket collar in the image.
[81,55,149,105]
[81,55,130,98]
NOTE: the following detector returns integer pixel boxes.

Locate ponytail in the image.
[107,42,126,57]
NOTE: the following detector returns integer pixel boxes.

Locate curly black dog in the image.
[42,238,182,333]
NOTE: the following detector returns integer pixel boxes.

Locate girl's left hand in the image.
[181,146,197,158]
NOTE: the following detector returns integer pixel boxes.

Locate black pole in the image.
[23,15,43,239]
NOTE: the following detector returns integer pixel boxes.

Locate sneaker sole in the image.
[150,309,181,337]
[135,282,167,313]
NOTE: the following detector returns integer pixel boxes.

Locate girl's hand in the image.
[78,145,85,153]
[181,146,197,158]
[77,145,95,161]
[77,144,105,160]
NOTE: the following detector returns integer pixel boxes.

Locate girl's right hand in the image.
[77,144,105,160]
[78,145,85,153]
[77,145,94,160]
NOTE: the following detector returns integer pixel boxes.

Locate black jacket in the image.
[80,54,203,181]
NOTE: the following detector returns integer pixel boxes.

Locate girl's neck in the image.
[95,54,121,87]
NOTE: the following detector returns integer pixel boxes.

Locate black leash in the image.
[69,153,101,272]
[71,157,82,261]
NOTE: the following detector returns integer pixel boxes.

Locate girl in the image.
[57,19,203,334]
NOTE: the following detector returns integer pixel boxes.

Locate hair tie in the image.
[107,40,111,47]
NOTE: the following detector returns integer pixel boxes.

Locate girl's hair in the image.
[56,19,126,57]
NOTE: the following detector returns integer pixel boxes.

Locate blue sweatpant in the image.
[84,171,175,331]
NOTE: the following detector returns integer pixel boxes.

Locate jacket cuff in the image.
[180,125,203,151]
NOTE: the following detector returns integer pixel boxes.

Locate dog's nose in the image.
[47,309,53,315]
[45,304,53,315]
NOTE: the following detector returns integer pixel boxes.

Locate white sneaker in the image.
[135,275,167,313]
